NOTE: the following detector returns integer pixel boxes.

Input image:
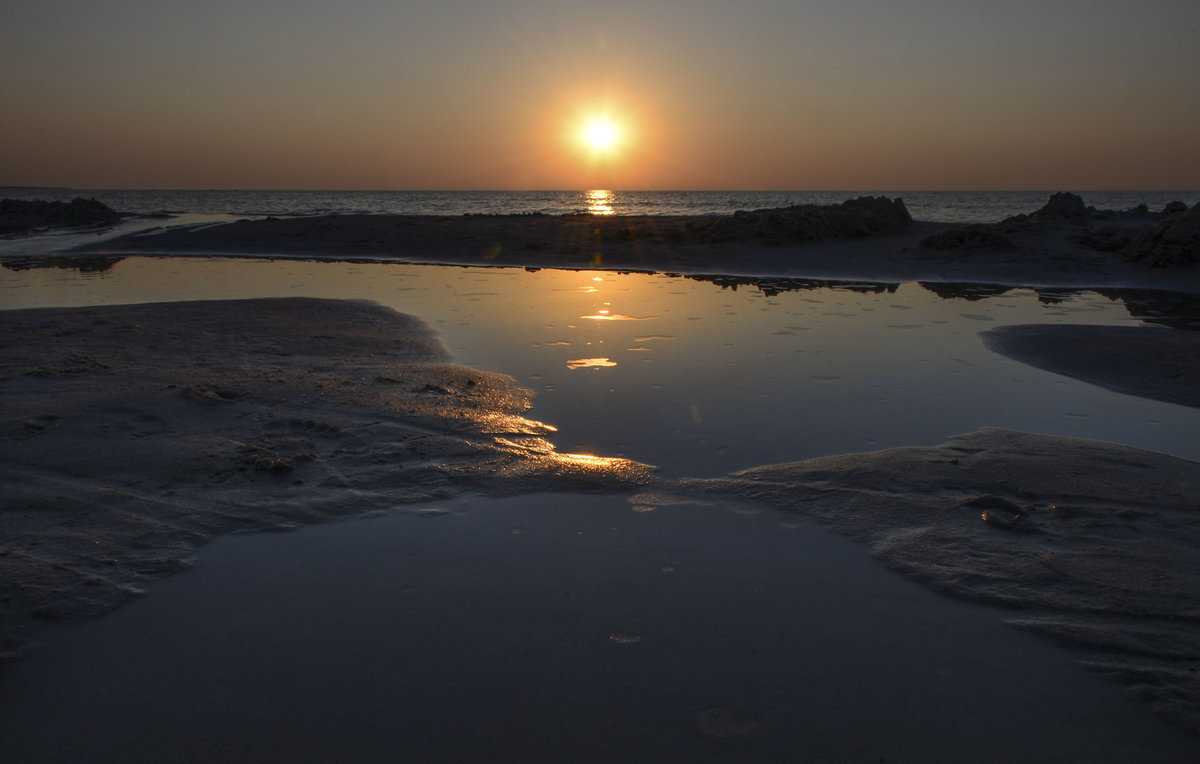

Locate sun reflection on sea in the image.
[586,190,614,215]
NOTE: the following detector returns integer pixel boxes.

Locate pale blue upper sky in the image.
[2,0,1197,189]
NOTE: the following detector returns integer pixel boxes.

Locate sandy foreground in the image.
[2,291,1200,756]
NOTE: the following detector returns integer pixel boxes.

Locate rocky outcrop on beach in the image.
[921,192,1200,268]
[1120,201,1200,266]
[695,196,913,245]
[0,197,122,236]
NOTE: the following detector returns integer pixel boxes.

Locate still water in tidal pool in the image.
[2,256,1197,476]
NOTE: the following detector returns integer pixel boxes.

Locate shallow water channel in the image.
[2,257,1199,761]
[4,257,1199,473]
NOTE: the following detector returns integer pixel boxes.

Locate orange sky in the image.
[2,1,1198,190]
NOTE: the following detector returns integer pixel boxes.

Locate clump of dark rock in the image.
[921,192,1200,267]
[1121,202,1200,267]
[0,198,123,236]
[699,196,913,245]
[1029,191,1089,220]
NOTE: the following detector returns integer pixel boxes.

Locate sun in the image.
[582,118,620,153]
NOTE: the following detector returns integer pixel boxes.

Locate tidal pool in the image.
[3,256,1198,476]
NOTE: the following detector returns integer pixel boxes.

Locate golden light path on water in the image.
[586,189,614,215]
[566,357,618,370]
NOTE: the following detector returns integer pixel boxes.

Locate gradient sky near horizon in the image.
[2,0,1198,191]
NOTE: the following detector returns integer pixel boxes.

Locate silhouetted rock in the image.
[1121,202,1200,267]
[1033,191,1089,220]
[700,196,913,245]
[0,198,122,236]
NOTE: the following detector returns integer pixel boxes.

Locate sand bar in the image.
[53,195,1200,293]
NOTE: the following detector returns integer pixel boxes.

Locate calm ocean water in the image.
[3,188,1198,224]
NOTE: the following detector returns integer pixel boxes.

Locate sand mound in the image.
[675,428,1200,735]
[0,298,651,659]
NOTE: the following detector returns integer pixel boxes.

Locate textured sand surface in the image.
[0,298,650,658]
[676,428,1200,734]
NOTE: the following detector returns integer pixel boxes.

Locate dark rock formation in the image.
[0,198,122,236]
[1120,201,1200,267]
[699,196,913,245]
[1027,191,1089,220]
[920,192,1200,269]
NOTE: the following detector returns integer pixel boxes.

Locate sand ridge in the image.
[59,194,1200,292]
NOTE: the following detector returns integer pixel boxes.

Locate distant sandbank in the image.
[48,193,1200,293]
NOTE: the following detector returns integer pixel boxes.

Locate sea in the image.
[3,188,1198,224]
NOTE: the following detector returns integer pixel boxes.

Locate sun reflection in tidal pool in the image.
[567,357,617,370]
[580,312,653,321]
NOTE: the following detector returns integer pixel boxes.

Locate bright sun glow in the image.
[582,119,619,152]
